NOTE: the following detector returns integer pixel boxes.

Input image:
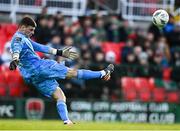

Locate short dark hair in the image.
[19,16,37,27]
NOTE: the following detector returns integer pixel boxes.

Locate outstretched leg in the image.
[53,87,73,125]
[66,64,114,80]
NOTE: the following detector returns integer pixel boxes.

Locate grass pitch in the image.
[0,119,180,130]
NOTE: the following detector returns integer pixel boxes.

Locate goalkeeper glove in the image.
[9,60,19,70]
[56,46,78,60]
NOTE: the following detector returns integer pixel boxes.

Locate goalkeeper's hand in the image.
[56,46,78,60]
[9,60,19,70]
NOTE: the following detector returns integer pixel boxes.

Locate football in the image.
[152,9,169,28]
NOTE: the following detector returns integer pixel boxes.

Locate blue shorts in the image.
[21,59,68,98]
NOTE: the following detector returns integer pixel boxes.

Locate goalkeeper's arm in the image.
[31,40,78,60]
[9,37,23,70]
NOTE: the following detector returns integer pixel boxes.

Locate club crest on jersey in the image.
[14,37,22,42]
[25,98,44,119]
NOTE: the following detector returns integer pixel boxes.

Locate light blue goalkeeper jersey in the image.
[11,32,68,98]
[11,32,51,78]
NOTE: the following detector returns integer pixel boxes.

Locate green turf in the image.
[0,119,180,130]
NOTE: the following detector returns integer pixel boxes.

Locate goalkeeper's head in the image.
[18,15,37,38]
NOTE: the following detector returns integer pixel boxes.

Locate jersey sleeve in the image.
[11,36,23,54]
[31,40,52,54]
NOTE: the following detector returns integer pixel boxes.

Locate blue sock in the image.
[56,100,69,121]
[77,69,102,80]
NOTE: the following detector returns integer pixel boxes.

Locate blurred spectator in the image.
[148,24,161,41]
[83,17,95,41]
[54,11,64,26]
[123,52,137,65]
[101,86,109,100]
[46,35,62,61]
[136,52,150,77]
[135,27,146,45]
[95,18,107,42]
[47,15,55,32]
[86,0,96,11]
[174,51,180,67]
[133,45,143,58]
[165,14,180,48]
[80,50,92,69]
[171,49,180,82]
[171,48,180,67]
[122,52,138,77]
[153,52,163,65]
[64,36,74,46]
[142,32,155,51]
[55,18,65,43]
[166,23,180,47]
[105,51,116,64]
[146,48,154,64]
[155,36,171,67]
[71,22,86,47]
[149,52,163,78]
[90,50,106,70]
[121,39,134,63]
[163,14,175,34]
[34,15,49,44]
[145,32,155,43]
[0,41,12,67]
[35,6,48,26]
[175,0,180,8]
[143,41,153,51]
[138,52,149,65]
[89,34,101,50]
[106,15,127,42]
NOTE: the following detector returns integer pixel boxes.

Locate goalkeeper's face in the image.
[25,26,35,38]
[20,25,35,38]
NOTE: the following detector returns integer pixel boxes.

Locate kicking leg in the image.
[52,87,73,125]
[66,64,114,80]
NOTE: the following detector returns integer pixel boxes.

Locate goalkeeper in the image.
[9,16,114,125]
